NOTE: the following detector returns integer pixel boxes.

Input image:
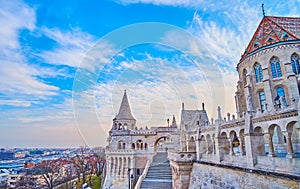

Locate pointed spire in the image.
[171,115,177,127]
[261,3,265,17]
[115,90,135,120]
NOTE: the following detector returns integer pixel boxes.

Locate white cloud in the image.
[114,0,203,7]
[0,0,59,101]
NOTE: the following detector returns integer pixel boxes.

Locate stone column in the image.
[120,157,123,178]
[244,133,257,167]
[238,137,245,155]
[130,156,135,176]
[229,139,235,155]
[123,157,127,178]
[195,138,200,160]
[214,137,222,162]
[114,157,118,177]
[267,133,276,157]
[206,139,210,154]
[284,132,296,158]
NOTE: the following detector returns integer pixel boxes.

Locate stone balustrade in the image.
[168,151,196,162]
[106,149,134,155]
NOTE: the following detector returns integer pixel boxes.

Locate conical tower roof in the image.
[114,90,135,120]
[241,16,300,60]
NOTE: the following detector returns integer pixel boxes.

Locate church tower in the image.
[111,90,136,131]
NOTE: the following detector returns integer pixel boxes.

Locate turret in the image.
[111,90,136,130]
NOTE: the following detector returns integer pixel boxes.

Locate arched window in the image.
[270,57,282,78]
[259,91,266,112]
[117,141,125,149]
[254,63,263,82]
[291,53,300,75]
[275,87,286,108]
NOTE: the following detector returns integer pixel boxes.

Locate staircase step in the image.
[140,152,172,189]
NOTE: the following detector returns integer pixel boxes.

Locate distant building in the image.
[0,169,9,189]
[0,152,14,161]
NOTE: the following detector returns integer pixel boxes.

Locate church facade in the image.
[104,15,300,189]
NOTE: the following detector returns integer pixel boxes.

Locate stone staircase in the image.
[140,152,172,189]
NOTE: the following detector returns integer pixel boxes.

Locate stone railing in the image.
[256,156,300,176]
[134,155,154,189]
[155,126,178,132]
[105,149,134,155]
[198,153,300,177]
[168,151,196,162]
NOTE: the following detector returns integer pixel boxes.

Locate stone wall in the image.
[189,163,300,189]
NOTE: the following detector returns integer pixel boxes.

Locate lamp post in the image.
[128,168,130,189]
[130,174,134,189]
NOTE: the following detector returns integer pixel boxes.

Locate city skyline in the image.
[1,0,300,148]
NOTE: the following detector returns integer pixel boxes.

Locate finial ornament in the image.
[261,3,265,17]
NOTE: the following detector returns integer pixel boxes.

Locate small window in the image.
[259,91,266,112]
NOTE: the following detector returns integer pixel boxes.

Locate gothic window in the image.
[254,63,263,82]
[270,57,282,78]
[275,87,286,108]
[259,91,266,112]
[291,53,300,75]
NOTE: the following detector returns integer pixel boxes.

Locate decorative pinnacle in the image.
[261,3,265,17]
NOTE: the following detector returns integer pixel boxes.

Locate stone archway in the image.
[154,135,171,153]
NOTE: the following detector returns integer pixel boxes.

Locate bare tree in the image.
[36,160,61,189]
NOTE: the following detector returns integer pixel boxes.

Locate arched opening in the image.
[132,143,135,149]
[220,132,230,155]
[269,125,286,157]
[239,129,246,155]
[254,126,266,156]
[199,135,207,155]
[123,123,128,130]
[206,134,213,154]
[188,136,196,152]
[230,130,239,155]
[136,140,142,150]
[118,140,125,150]
[286,121,299,158]
[154,136,171,153]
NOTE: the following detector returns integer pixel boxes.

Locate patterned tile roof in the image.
[242,16,300,58]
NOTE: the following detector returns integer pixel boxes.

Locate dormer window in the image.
[267,37,274,42]
[281,32,289,39]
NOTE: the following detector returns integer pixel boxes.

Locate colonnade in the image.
[107,156,135,178]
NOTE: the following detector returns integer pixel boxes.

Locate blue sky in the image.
[0,0,299,148]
